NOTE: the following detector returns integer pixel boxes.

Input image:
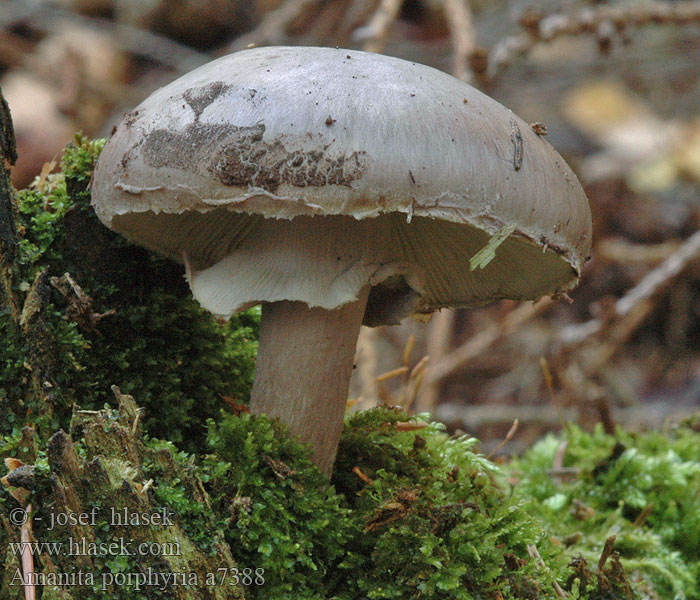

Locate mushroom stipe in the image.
[91,46,591,475]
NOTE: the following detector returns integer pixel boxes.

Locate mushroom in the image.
[91,46,591,475]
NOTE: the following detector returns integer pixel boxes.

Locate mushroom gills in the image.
[183,212,577,322]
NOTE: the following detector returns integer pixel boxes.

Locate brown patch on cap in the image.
[141,122,234,169]
[182,82,232,120]
[210,124,367,192]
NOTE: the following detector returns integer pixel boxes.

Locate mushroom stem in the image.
[249,286,370,475]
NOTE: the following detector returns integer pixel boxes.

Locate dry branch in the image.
[357,0,404,53]
[228,0,323,52]
[560,229,700,345]
[487,1,700,78]
[415,309,455,412]
[426,297,554,385]
[443,0,477,82]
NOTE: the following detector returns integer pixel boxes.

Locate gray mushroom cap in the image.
[91,46,592,325]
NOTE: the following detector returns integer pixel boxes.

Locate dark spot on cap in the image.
[210,126,367,193]
[141,122,235,169]
[183,82,232,120]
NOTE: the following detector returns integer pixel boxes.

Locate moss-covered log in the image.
[1,389,244,599]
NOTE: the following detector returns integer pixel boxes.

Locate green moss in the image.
[204,412,352,599]
[1,134,259,453]
[332,408,567,600]
[203,408,576,599]
[506,423,700,599]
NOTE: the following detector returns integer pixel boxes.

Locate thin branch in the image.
[435,399,697,430]
[443,0,477,82]
[559,229,700,345]
[487,1,700,78]
[227,0,323,52]
[415,309,455,412]
[357,0,404,53]
[527,543,569,597]
[596,238,681,265]
[426,297,553,385]
[616,229,700,316]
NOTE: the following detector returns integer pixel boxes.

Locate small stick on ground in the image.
[487,1,700,79]
[228,0,323,52]
[359,0,404,53]
[427,297,553,385]
[443,0,477,83]
[486,418,519,460]
[527,543,569,598]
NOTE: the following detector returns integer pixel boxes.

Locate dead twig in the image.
[597,238,681,265]
[486,419,519,459]
[597,535,617,571]
[352,465,373,485]
[427,297,553,385]
[50,272,115,333]
[1,460,36,600]
[415,309,455,412]
[527,543,569,597]
[443,0,477,83]
[616,229,700,317]
[356,0,404,53]
[632,503,654,528]
[435,399,698,431]
[487,1,700,79]
[540,357,566,430]
[399,355,429,409]
[376,366,409,383]
[559,229,700,346]
[228,0,323,52]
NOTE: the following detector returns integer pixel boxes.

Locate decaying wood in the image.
[19,268,61,413]
[0,86,20,324]
[50,272,116,333]
[1,390,244,600]
[1,88,64,418]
